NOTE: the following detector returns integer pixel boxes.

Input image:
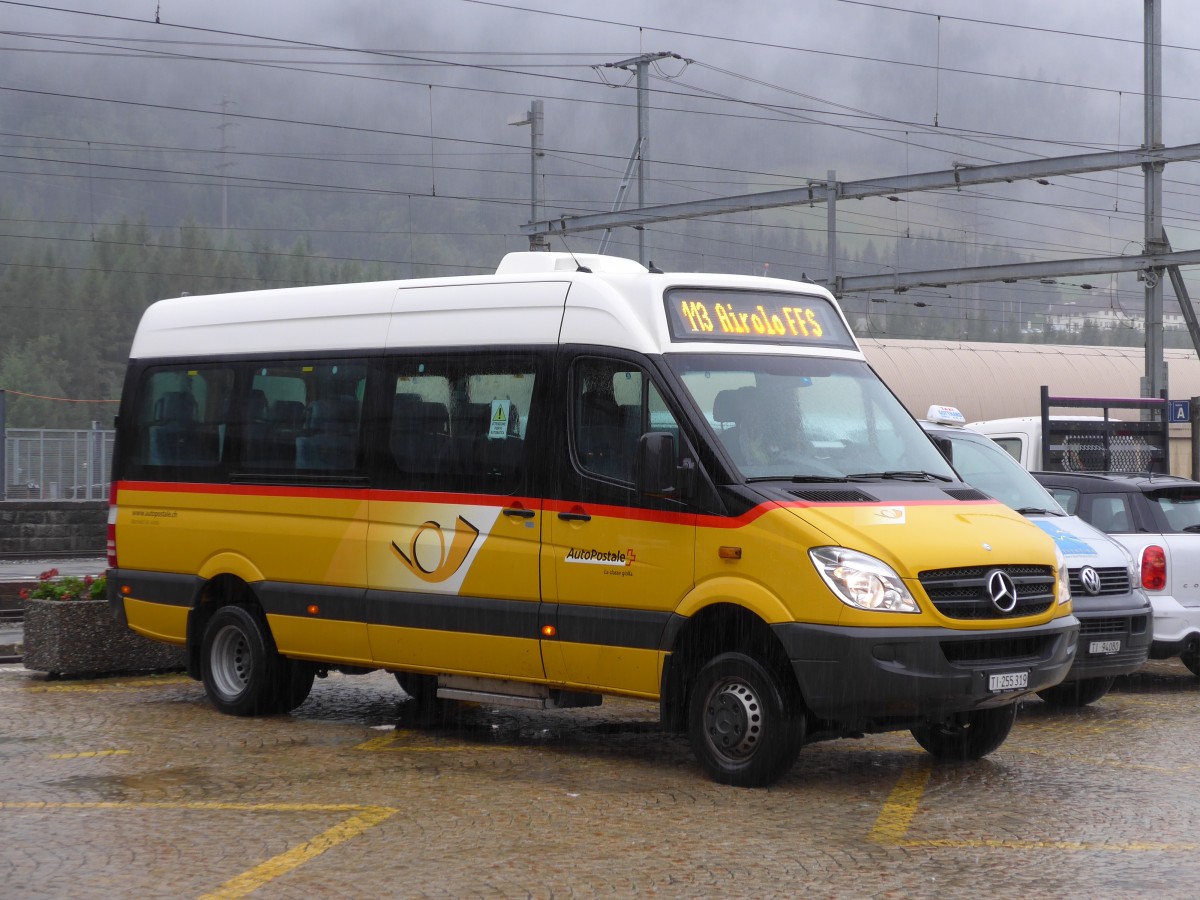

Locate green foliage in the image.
[20,569,107,602]
[0,337,76,427]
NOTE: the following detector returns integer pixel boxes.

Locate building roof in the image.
[860,337,1200,422]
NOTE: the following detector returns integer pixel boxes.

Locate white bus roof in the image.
[128,252,860,361]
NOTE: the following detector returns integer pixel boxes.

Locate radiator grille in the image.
[918,565,1055,620]
[1068,566,1132,597]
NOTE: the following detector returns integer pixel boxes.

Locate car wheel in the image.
[1037,676,1114,708]
[911,704,1016,760]
[687,652,804,787]
[200,604,283,717]
[1179,653,1200,679]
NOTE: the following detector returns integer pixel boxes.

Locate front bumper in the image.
[772,615,1079,729]
[1067,597,1151,680]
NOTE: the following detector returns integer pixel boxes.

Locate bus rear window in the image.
[130,366,234,471]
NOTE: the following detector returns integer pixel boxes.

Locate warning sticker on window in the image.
[489,400,510,439]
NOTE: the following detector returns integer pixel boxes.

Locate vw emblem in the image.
[986,569,1019,613]
[1079,566,1103,596]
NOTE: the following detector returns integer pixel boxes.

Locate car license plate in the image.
[1089,640,1121,655]
[988,671,1028,692]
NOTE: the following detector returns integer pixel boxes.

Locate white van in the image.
[972,413,1165,474]
[964,417,1104,472]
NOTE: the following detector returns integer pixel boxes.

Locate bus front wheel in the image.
[687,652,804,787]
[201,604,283,717]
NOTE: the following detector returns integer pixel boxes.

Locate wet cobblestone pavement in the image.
[3,660,1200,899]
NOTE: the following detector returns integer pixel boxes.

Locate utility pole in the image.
[216,98,236,232]
[1143,0,1167,403]
[598,52,676,264]
[825,170,837,287]
[0,389,6,502]
[509,100,548,251]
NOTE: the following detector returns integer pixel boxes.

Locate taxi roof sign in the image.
[926,405,967,427]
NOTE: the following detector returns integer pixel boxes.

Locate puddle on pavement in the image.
[50,765,224,802]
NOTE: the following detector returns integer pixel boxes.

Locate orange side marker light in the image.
[541,624,557,637]
[307,604,320,616]
[718,546,743,560]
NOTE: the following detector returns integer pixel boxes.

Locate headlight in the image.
[810,547,920,613]
[1055,546,1072,606]
[1116,542,1139,583]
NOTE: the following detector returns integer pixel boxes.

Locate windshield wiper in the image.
[746,474,850,483]
[1014,506,1064,516]
[846,470,954,483]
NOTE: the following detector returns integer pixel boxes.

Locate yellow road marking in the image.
[0,801,386,812]
[49,750,131,759]
[0,801,397,897]
[868,761,931,844]
[198,806,396,900]
[26,675,193,693]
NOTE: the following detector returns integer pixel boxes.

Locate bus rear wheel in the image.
[687,652,804,788]
[910,704,1016,760]
[201,604,283,717]
[393,672,452,723]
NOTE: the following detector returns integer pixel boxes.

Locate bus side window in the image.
[386,359,536,493]
[136,367,233,471]
[245,360,365,474]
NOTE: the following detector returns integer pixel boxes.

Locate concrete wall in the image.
[0,501,106,557]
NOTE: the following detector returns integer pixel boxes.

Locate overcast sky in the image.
[4,1,1200,299]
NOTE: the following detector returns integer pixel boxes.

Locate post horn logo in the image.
[391,515,480,583]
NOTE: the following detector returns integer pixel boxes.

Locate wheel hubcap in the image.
[210,624,252,700]
[704,679,763,760]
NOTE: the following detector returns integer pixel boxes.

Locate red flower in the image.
[38,568,60,582]
[19,588,29,600]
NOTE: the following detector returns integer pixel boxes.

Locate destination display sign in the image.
[664,288,855,348]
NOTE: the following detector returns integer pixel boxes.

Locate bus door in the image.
[543,353,697,696]
[366,353,548,681]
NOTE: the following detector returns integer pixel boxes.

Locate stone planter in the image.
[23,598,186,678]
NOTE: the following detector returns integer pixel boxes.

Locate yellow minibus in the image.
[108,252,1078,786]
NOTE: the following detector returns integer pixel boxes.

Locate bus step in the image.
[437,675,601,710]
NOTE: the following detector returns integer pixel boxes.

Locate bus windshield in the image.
[668,353,956,482]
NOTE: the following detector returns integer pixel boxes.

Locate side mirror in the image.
[931,435,953,464]
[636,432,678,497]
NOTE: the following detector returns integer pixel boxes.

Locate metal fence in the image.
[2,428,114,501]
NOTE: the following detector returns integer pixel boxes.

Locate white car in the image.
[1034,470,1200,676]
